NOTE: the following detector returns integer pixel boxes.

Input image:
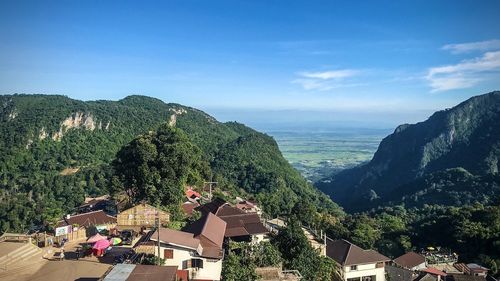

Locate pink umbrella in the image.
[92,239,110,250]
[87,233,107,243]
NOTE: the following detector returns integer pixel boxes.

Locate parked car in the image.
[120,229,136,245]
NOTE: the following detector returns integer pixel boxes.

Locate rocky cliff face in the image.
[316,91,500,211]
[51,112,102,141]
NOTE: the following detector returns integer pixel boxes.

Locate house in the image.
[394,252,427,271]
[454,263,489,277]
[116,203,170,232]
[414,273,439,281]
[385,264,418,281]
[236,200,262,214]
[431,263,463,275]
[150,213,227,281]
[102,264,178,281]
[186,186,202,202]
[182,201,200,217]
[326,239,390,281]
[419,267,447,281]
[448,274,489,281]
[196,199,269,242]
[195,197,227,215]
[55,210,117,241]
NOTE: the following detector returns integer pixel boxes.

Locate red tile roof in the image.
[186,188,201,200]
[422,267,447,277]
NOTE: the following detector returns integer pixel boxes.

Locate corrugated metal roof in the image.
[103,264,136,281]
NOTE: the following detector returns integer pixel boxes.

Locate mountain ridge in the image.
[316,91,500,211]
[0,94,342,232]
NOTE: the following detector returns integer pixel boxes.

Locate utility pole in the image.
[156,203,161,266]
[204,181,217,201]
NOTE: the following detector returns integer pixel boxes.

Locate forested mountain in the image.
[317,91,500,212]
[0,94,341,232]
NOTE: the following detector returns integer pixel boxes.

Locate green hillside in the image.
[316,91,500,212]
[0,94,342,232]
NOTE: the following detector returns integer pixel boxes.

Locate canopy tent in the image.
[87,233,107,243]
[93,239,111,250]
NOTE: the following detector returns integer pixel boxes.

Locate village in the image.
[0,186,496,281]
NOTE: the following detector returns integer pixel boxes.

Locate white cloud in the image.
[293,69,360,91]
[298,69,359,80]
[426,50,500,92]
[442,39,500,54]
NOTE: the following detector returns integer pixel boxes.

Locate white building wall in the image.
[251,234,269,244]
[155,244,223,281]
[343,263,385,281]
[410,262,426,271]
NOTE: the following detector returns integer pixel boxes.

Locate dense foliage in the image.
[324,203,500,277]
[222,222,340,281]
[221,241,281,281]
[0,94,343,233]
[213,133,343,218]
[112,125,209,216]
[273,219,340,281]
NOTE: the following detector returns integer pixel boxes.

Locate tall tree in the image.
[273,219,340,281]
[112,124,209,211]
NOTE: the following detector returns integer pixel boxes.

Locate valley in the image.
[267,128,390,181]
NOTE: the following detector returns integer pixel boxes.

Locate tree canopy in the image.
[112,124,209,213]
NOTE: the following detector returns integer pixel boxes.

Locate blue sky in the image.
[1,1,500,128]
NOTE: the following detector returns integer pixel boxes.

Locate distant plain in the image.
[267,128,392,181]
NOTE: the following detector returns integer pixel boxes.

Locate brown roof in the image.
[194,199,268,238]
[181,201,200,216]
[236,201,256,211]
[197,213,226,248]
[56,210,116,228]
[215,204,246,216]
[394,252,426,269]
[163,213,226,259]
[150,228,200,250]
[449,275,487,281]
[195,197,226,215]
[225,226,249,237]
[326,239,390,266]
[216,205,268,237]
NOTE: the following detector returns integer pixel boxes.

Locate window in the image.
[164,249,174,259]
[350,265,358,271]
[191,258,204,269]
